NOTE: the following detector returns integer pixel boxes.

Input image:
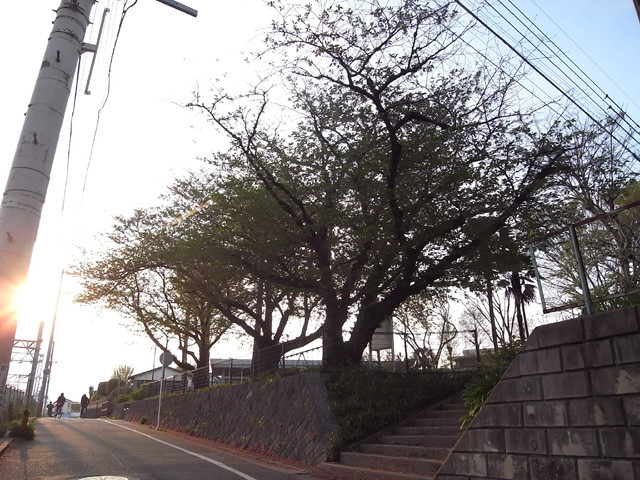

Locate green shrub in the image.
[109,385,133,402]
[106,378,120,396]
[129,388,143,401]
[325,367,470,459]
[0,422,7,437]
[115,393,131,403]
[96,381,108,397]
[8,419,35,440]
[461,341,522,427]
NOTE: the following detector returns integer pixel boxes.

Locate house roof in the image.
[131,366,182,379]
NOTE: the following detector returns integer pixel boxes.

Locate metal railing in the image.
[529,200,640,314]
[132,328,483,402]
[138,361,253,400]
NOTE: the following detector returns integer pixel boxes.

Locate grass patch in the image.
[461,341,522,427]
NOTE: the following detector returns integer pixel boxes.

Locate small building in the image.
[130,366,183,389]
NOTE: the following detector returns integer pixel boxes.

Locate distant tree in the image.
[395,292,458,370]
[460,275,525,348]
[111,365,134,386]
[96,381,107,398]
[506,270,537,339]
[106,378,120,397]
[532,117,640,311]
[74,177,324,375]
[73,209,232,381]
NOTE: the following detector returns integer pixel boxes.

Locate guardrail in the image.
[529,200,640,314]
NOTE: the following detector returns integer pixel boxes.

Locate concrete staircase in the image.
[321,394,466,480]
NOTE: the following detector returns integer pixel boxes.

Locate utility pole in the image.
[26,322,44,411]
[0,0,96,407]
[0,0,197,407]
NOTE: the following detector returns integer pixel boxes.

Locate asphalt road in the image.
[0,417,331,480]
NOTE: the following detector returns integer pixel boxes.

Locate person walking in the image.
[80,394,89,418]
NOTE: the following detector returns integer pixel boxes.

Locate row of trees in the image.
[73,1,638,376]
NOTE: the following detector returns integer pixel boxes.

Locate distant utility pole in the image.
[0,0,197,406]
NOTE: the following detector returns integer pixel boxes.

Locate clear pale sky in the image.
[1,0,638,403]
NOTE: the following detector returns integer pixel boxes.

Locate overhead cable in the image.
[454,0,640,162]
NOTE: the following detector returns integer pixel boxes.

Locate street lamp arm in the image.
[154,0,197,17]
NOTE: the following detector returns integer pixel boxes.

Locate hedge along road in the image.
[0,417,328,480]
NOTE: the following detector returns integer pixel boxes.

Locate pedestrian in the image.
[80,393,89,418]
[46,401,54,417]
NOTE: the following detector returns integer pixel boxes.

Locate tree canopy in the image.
[74,0,635,372]
[186,0,573,367]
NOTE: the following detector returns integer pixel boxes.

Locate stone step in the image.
[320,393,467,480]
[321,462,431,480]
[395,425,462,436]
[413,408,465,419]
[435,402,465,410]
[376,434,459,448]
[355,442,450,461]
[339,451,442,477]
[410,416,464,427]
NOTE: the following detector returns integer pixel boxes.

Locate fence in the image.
[139,360,253,400]
[529,199,640,314]
[133,327,483,400]
[2,385,29,406]
[0,385,38,418]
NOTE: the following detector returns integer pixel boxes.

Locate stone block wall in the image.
[116,372,336,465]
[436,304,640,480]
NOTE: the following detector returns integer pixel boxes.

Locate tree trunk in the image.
[252,338,282,374]
[487,276,498,351]
[511,271,527,342]
[322,301,392,370]
[193,342,210,389]
[322,315,361,370]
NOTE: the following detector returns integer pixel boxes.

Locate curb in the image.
[0,437,13,456]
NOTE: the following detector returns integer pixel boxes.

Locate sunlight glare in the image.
[13,275,53,336]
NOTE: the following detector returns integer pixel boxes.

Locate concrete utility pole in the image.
[0,0,198,407]
[0,0,96,406]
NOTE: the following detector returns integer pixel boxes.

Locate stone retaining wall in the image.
[115,372,336,465]
[436,305,640,480]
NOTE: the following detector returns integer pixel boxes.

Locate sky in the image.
[1,0,639,404]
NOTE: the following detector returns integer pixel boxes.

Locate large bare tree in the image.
[188,0,572,368]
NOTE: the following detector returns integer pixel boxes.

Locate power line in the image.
[83,0,139,197]
[493,0,640,141]
[454,0,640,162]
[478,0,640,145]
[528,0,640,117]
[443,16,571,120]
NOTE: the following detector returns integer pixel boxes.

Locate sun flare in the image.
[12,272,57,338]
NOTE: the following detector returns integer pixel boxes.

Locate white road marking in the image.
[103,420,258,480]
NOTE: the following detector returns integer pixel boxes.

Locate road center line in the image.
[103,420,258,480]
